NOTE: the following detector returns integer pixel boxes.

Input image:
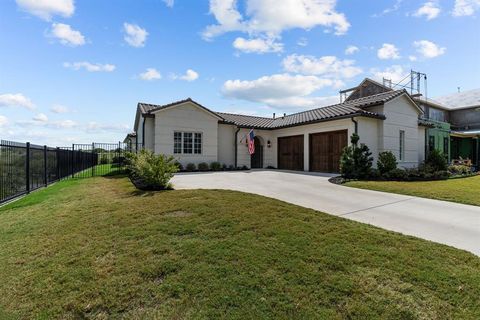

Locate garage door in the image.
[309,130,348,173]
[278,135,304,171]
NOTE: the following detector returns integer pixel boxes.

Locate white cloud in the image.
[413,40,446,58]
[377,43,400,59]
[453,0,480,16]
[413,2,441,20]
[50,104,69,113]
[282,54,362,79]
[409,55,417,61]
[297,37,308,47]
[373,0,403,17]
[202,0,350,41]
[0,115,8,127]
[233,37,283,53]
[51,119,76,129]
[16,0,74,21]
[0,93,35,110]
[371,65,407,83]
[345,45,359,55]
[33,113,48,122]
[172,69,199,81]
[86,122,130,133]
[48,23,85,46]
[139,68,162,81]
[222,73,342,108]
[123,23,148,47]
[163,0,174,7]
[63,62,116,72]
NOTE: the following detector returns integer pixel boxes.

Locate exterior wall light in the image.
[267,140,271,148]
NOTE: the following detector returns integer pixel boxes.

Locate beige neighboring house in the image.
[125,78,427,172]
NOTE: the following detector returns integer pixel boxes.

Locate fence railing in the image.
[0,140,130,204]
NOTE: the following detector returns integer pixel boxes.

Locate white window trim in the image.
[173,131,203,155]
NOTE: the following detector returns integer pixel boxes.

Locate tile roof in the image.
[138,90,407,130]
[435,88,480,110]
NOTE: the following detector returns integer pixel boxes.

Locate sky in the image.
[1,0,479,146]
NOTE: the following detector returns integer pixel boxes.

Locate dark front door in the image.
[250,137,263,168]
[277,135,304,171]
[309,130,348,173]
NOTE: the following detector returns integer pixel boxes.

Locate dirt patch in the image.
[164,211,194,217]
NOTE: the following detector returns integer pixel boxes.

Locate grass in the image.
[0,176,479,319]
[344,175,480,206]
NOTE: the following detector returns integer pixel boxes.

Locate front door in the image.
[250,137,263,168]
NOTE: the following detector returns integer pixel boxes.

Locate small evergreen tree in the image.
[340,133,373,179]
[377,151,397,175]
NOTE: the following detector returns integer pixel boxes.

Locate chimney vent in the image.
[273,113,275,119]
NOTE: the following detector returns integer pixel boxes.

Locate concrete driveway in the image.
[172,170,480,256]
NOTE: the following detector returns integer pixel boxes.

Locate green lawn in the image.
[0,176,479,319]
[344,175,480,206]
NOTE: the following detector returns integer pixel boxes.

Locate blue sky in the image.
[1,0,479,146]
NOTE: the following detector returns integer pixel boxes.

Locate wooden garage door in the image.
[309,130,348,173]
[278,135,304,171]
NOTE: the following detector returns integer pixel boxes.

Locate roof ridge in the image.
[216,111,273,120]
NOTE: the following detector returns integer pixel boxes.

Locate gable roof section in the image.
[435,88,480,110]
[343,78,393,102]
[137,90,412,131]
[138,98,224,120]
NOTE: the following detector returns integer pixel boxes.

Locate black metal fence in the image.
[0,140,130,204]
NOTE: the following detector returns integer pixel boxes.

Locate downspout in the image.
[351,117,358,135]
[142,115,146,149]
[234,127,240,168]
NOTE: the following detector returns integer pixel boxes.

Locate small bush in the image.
[426,149,448,172]
[174,161,184,171]
[340,133,373,179]
[228,165,235,170]
[377,151,397,174]
[384,168,407,181]
[127,150,178,190]
[241,165,249,170]
[186,163,196,171]
[100,154,110,164]
[448,165,471,176]
[222,163,227,170]
[210,162,222,171]
[198,162,209,171]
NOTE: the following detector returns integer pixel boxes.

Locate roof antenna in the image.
[457,87,461,93]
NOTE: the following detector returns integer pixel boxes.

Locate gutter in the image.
[234,126,240,168]
[351,117,358,134]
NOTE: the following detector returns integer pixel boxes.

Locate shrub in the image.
[222,163,227,170]
[210,161,222,171]
[127,150,178,190]
[174,161,184,171]
[340,133,373,179]
[241,165,249,170]
[100,154,110,164]
[228,165,235,170]
[426,149,448,172]
[448,165,471,176]
[186,163,196,171]
[384,168,408,181]
[377,151,397,174]
[198,162,209,171]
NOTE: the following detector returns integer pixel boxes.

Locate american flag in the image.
[247,129,255,155]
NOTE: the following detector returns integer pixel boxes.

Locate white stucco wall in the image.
[217,123,236,166]
[144,117,155,151]
[382,95,423,168]
[152,102,219,165]
[357,116,381,166]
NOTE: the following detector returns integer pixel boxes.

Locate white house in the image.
[126,78,427,172]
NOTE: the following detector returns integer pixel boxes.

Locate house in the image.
[126,78,427,172]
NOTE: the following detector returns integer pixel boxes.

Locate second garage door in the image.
[309,130,348,173]
[278,135,304,171]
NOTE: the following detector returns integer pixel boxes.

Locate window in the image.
[399,130,405,161]
[173,131,202,155]
[428,108,446,122]
[183,132,193,154]
[174,132,182,154]
[194,133,202,154]
[429,135,435,152]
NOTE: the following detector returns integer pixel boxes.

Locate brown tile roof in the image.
[137,90,408,130]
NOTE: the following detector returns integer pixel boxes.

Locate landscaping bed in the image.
[0,176,479,318]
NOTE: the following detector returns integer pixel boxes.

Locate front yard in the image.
[344,175,480,206]
[0,176,479,319]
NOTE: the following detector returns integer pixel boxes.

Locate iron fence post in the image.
[26,142,30,194]
[56,147,60,181]
[92,142,95,177]
[71,144,75,178]
[44,145,48,186]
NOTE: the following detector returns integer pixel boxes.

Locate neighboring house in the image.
[126,78,427,172]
